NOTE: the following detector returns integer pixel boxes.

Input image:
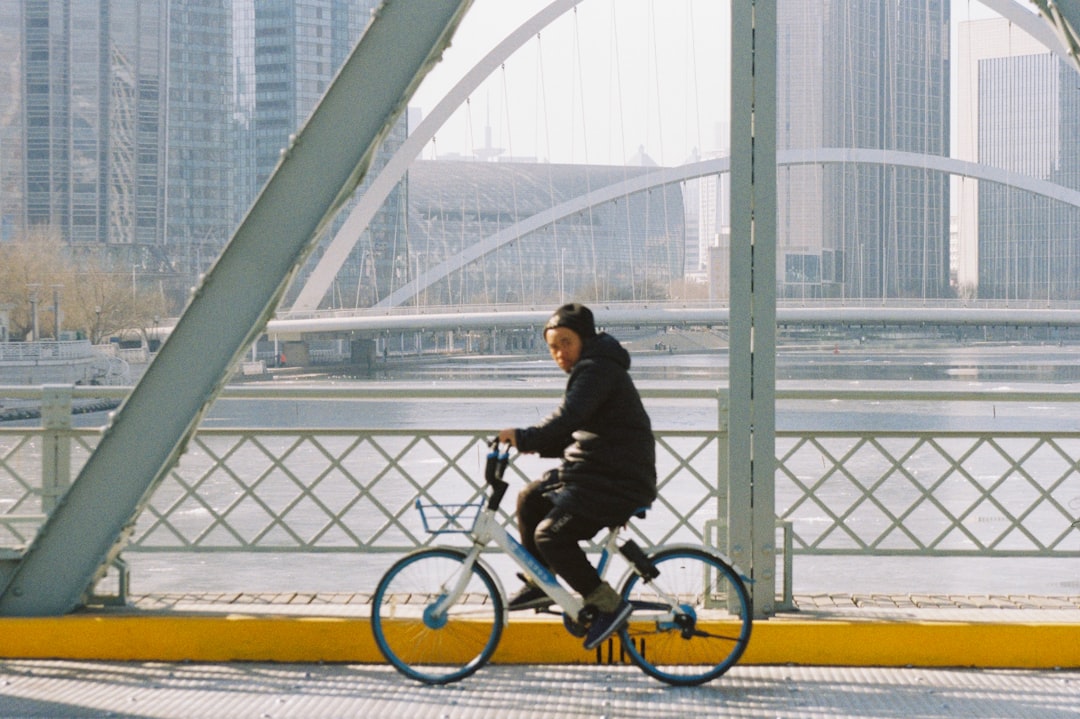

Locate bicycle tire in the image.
[371,547,504,684]
[618,546,752,686]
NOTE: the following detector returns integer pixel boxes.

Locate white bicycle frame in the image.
[426,503,704,629]
[428,504,586,621]
[423,442,737,627]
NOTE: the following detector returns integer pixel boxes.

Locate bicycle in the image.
[370,440,753,686]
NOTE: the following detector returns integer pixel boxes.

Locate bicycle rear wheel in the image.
[371,547,504,684]
[618,546,752,686]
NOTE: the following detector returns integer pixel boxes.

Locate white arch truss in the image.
[370,148,1080,308]
[291,0,1077,313]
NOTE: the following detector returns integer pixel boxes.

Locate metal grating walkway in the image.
[2,593,1079,717]
[0,661,1077,719]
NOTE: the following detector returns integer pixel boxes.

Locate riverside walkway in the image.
[1,592,1078,718]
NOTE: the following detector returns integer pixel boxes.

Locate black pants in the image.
[516,476,609,596]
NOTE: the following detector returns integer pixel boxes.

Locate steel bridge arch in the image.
[364,148,1080,308]
[291,0,1073,313]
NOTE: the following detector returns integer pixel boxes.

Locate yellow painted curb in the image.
[0,615,377,663]
[1,615,1078,668]
[743,620,1080,669]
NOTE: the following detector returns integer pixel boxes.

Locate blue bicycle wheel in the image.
[371,547,504,684]
[618,546,752,686]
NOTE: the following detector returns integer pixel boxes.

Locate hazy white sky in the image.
[409,0,1015,166]
[411,0,730,165]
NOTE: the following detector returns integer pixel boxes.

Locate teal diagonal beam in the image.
[0,0,473,616]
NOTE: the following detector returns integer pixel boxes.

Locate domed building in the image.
[358,160,685,308]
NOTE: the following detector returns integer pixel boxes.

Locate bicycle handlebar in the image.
[485,439,511,511]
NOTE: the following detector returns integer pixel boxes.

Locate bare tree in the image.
[0,229,67,340]
[0,229,170,343]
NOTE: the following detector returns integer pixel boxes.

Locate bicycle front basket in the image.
[415,499,483,534]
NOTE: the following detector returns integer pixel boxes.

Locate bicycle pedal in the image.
[576,605,599,626]
[562,613,588,638]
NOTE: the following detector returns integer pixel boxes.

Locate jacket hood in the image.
[581,332,630,370]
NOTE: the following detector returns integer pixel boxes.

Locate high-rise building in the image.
[233,0,407,309]
[0,0,233,301]
[165,1,235,280]
[777,0,951,300]
[0,2,22,243]
[960,17,1080,301]
[697,153,729,276]
[239,0,372,197]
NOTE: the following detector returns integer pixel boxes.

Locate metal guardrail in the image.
[0,341,96,362]
[778,429,1080,555]
[0,387,726,554]
[2,385,1080,598]
[776,388,1080,557]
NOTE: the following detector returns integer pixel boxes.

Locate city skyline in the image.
[2,0,1078,317]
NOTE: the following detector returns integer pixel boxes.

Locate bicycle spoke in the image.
[618,547,752,686]
[371,548,504,684]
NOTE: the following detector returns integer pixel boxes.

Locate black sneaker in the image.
[582,599,633,650]
[507,582,553,611]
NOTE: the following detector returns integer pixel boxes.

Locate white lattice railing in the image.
[777,431,1080,556]
[2,386,1080,566]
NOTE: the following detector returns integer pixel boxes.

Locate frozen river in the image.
[17,340,1080,598]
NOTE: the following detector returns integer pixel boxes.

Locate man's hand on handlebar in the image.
[496,428,517,447]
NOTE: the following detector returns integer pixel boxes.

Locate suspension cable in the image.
[609,3,636,301]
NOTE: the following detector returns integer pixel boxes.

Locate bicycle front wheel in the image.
[618,546,752,686]
[371,547,504,684]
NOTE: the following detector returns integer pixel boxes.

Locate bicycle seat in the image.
[611,506,649,529]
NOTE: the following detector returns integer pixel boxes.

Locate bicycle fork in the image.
[425,546,486,627]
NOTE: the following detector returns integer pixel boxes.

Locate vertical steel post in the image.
[729,0,777,618]
[40,386,73,514]
[716,390,729,538]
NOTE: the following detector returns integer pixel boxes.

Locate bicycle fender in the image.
[614,543,751,589]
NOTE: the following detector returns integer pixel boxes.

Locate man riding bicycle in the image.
[498,303,657,650]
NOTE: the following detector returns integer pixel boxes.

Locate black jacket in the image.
[515,332,657,523]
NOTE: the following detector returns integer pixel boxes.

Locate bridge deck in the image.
[1,594,1078,718]
[1,592,1076,666]
[1,661,1075,719]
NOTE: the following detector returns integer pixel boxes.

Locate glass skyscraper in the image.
[1,0,402,310]
[165,1,235,280]
[778,0,951,300]
[965,18,1080,301]
[1,0,233,300]
[0,2,23,243]
[233,0,406,309]
[243,0,370,195]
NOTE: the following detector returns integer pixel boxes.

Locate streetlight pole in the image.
[51,285,62,340]
[413,252,425,311]
[27,284,41,341]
